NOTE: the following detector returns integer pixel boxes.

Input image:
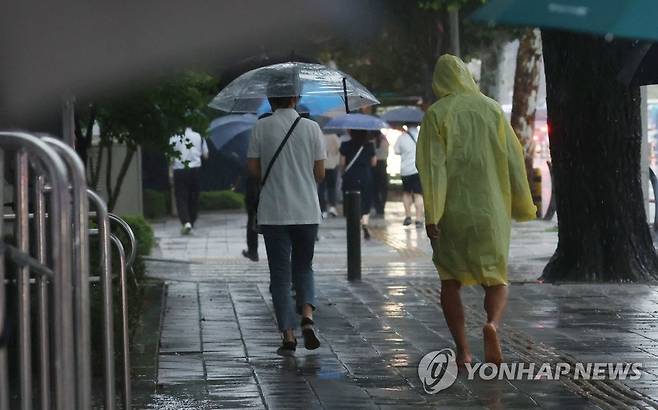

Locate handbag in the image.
[252,116,302,234]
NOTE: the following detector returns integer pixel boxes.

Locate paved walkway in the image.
[133,203,658,409]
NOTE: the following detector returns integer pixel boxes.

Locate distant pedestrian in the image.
[394,124,424,228]
[416,55,536,366]
[318,131,340,218]
[247,78,325,356]
[340,130,376,240]
[372,132,389,217]
[170,127,209,235]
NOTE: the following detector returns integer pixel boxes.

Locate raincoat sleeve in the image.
[501,116,537,221]
[416,113,447,225]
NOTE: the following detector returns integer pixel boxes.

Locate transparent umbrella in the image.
[208,62,379,113]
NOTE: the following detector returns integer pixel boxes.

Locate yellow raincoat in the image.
[416,55,536,286]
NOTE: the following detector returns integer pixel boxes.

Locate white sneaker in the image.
[328,206,338,217]
[181,222,192,235]
[322,211,328,219]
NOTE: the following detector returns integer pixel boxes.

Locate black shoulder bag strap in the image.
[260,116,302,188]
[252,116,302,234]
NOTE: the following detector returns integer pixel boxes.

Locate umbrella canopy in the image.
[208,62,379,113]
[469,0,658,42]
[381,106,424,124]
[324,113,390,131]
[208,121,254,151]
[215,129,251,167]
[208,114,257,132]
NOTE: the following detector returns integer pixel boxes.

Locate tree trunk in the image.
[511,28,542,178]
[107,147,135,211]
[480,38,506,100]
[541,30,658,282]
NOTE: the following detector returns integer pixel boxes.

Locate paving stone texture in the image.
[133,202,658,409]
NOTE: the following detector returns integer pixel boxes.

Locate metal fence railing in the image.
[0,131,135,409]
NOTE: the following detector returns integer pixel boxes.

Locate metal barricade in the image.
[0,132,75,409]
[0,132,136,409]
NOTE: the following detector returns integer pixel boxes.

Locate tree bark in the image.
[480,37,506,101]
[541,30,658,282]
[511,28,542,178]
[107,147,135,211]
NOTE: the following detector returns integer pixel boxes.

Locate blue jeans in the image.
[261,224,318,332]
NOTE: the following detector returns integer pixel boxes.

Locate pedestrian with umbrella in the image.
[245,72,326,356]
[210,62,379,355]
[326,113,390,240]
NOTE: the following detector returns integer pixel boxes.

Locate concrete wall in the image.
[88,143,143,215]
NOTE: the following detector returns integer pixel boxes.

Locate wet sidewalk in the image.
[133,203,658,409]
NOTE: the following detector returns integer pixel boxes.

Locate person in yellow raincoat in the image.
[416,55,536,365]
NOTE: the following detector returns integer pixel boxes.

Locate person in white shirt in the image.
[169,127,208,235]
[247,81,325,356]
[318,132,341,217]
[394,125,424,228]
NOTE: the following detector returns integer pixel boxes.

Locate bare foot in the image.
[483,322,503,365]
[456,348,473,367]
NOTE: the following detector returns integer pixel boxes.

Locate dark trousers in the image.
[318,168,337,212]
[245,176,260,254]
[262,224,318,331]
[173,167,201,225]
[372,160,388,215]
[246,209,258,254]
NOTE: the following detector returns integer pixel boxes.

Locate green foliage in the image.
[199,190,245,211]
[95,71,218,153]
[143,189,170,220]
[120,214,155,258]
[318,0,517,102]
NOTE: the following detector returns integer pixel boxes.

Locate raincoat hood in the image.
[432,54,479,99]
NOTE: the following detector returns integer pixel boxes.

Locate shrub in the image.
[143,189,169,220]
[199,190,244,210]
[120,214,155,258]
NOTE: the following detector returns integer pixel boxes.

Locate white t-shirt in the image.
[247,108,326,225]
[394,127,419,176]
[170,128,208,169]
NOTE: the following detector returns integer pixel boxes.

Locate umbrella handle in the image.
[343,77,349,113]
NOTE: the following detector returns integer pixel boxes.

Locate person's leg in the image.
[414,193,424,222]
[326,169,337,207]
[173,170,190,226]
[290,224,320,349]
[372,164,383,215]
[361,182,372,239]
[262,226,296,344]
[402,192,412,218]
[440,280,472,365]
[189,167,201,226]
[483,284,508,364]
[380,161,389,214]
[317,178,327,213]
[244,209,259,259]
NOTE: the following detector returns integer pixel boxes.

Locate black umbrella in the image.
[618,42,658,86]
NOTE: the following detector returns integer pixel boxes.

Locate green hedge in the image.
[89,214,155,378]
[199,190,244,210]
[143,189,169,220]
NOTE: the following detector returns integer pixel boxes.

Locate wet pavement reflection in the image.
[133,207,658,409]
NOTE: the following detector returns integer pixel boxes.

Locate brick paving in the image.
[132,203,658,409]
